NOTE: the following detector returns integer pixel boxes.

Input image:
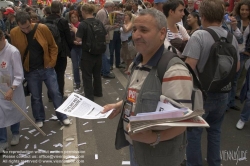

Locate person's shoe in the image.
[0,142,8,154]
[94,94,103,97]
[103,73,115,79]
[116,65,125,68]
[74,85,81,92]
[235,96,240,100]
[110,66,113,70]
[62,118,70,126]
[236,119,245,130]
[230,105,240,111]
[36,122,43,128]
[10,135,20,146]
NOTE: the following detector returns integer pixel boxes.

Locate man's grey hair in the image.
[104,1,115,8]
[138,8,167,30]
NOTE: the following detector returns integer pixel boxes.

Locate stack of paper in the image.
[128,95,209,134]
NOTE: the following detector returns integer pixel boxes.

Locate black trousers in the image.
[81,52,102,101]
[54,56,67,97]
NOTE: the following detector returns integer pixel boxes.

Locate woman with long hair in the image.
[120,11,136,74]
[186,12,201,36]
[228,0,250,111]
[69,10,82,92]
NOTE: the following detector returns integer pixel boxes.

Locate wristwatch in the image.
[10,87,15,91]
[150,131,161,146]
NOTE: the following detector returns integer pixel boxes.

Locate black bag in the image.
[198,28,238,93]
[44,18,62,53]
[83,19,106,55]
[22,23,38,96]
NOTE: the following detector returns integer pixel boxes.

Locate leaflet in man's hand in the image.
[56,93,112,119]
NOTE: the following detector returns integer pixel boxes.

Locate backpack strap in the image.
[204,28,220,41]
[185,63,207,100]
[167,45,178,54]
[157,49,185,83]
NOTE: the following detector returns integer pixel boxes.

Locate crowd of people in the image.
[0,0,249,166]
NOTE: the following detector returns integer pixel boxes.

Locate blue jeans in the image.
[129,145,138,166]
[228,53,249,108]
[109,31,121,67]
[25,68,67,122]
[186,93,228,166]
[0,122,20,143]
[101,44,111,76]
[240,70,250,122]
[71,46,82,85]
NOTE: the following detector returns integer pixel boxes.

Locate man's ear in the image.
[160,27,167,41]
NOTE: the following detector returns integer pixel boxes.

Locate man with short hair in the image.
[46,1,73,99]
[10,11,70,128]
[73,3,106,101]
[102,8,193,166]
[96,1,118,79]
[183,0,240,165]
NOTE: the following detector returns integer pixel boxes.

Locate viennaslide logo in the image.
[220,146,248,165]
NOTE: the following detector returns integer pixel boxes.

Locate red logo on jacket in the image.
[1,61,6,69]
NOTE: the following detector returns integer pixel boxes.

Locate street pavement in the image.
[0,58,249,166]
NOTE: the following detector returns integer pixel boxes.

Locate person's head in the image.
[224,1,230,13]
[43,6,51,16]
[187,12,201,27]
[124,11,132,22]
[125,4,132,12]
[199,0,224,27]
[25,7,35,14]
[132,8,167,56]
[153,0,167,12]
[29,12,39,23]
[118,3,123,11]
[234,0,250,20]
[104,1,115,13]
[144,2,152,8]
[16,11,32,34]
[132,3,138,12]
[38,3,43,9]
[163,0,185,22]
[51,1,63,15]
[4,8,15,19]
[81,3,95,19]
[69,10,79,24]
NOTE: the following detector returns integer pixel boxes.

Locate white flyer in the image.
[56,93,112,119]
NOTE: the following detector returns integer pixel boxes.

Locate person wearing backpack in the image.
[182,0,240,165]
[45,1,73,99]
[73,4,106,101]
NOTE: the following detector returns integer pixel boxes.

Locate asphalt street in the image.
[0,58,249,166]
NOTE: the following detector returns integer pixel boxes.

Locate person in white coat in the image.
[0,29,26,153]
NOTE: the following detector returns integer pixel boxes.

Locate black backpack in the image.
[198,28,238,93]
[83,19,106,55]
[44,18,62,53]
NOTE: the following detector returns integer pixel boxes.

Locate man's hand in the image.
[229,16,237,31]
[127,124,157,144]
[101,101,123,119]
[5,89,14,101]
